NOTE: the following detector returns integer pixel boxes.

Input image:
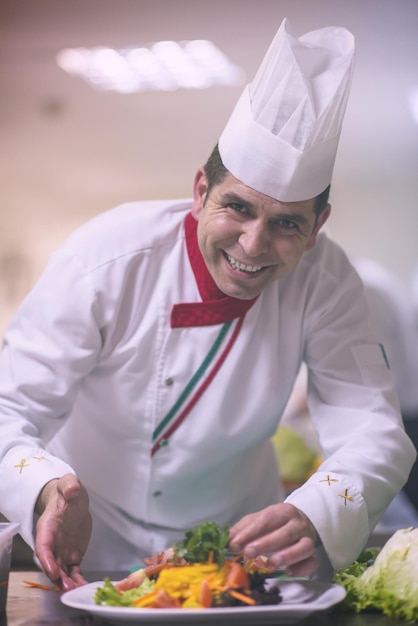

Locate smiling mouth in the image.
[224,252,264,274]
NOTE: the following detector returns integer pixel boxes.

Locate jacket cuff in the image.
[285,470,370,570]
[1,445,75,549]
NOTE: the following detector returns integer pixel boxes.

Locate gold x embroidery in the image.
[338,489,354,506]
[33,455,46,462]
[319,474,339,486]
[14,458,30,474]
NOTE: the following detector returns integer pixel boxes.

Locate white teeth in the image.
[226,253,262,273]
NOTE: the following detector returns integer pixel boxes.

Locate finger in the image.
[35,515,87,587]
[35,543,68,590]
[35,525,62,582]
[283,554,319,578]
[67,564,89,587]
[245,519,312,558]
[42,548,87,589]
[230,504,298,553]
[267,536,316,570]
[55,567,78,592]
[36,549,62,585]
[49,562,86,591]
[229,505,284,550]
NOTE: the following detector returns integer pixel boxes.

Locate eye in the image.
[226,202,252,219]
[276,218,298,231]
[227,202,247,214]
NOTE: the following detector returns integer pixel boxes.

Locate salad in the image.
[94,521,282,609]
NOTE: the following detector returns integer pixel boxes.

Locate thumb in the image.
[57,473,82,501]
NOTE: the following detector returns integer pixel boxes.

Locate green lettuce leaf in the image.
[94,576,155,607]
[333,547,380,611]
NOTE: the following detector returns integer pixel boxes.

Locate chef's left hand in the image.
[228,503,319,578]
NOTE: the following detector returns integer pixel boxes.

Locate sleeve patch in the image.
[351,343,391,386]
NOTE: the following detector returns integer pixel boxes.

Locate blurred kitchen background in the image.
[1,0,418,338]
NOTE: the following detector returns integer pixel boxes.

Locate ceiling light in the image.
[56,40,245,94]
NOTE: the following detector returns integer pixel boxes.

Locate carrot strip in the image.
[23,580,60,592]
[133,590,158,607]
[228,589,256,605]
[199,579,213,608]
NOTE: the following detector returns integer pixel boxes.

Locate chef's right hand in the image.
[34,473,92,591]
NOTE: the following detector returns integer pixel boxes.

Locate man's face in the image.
[191,169,331,300]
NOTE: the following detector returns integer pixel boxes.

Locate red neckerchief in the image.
[170,213,258,328]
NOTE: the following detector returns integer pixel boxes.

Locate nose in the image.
[238,220,269,257]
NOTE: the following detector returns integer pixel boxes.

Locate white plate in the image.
[61,579,346,625]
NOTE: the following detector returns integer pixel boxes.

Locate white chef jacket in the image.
[0,199,415,571]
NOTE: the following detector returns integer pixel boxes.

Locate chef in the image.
[0,18,415,591]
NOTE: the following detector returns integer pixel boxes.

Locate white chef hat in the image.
[218,18,355,202]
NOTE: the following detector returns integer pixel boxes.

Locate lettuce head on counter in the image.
[334,527,418,622]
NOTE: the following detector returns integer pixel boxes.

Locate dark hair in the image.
[203,144,229,194]
[313,184,330,217]
[203,143,330,217]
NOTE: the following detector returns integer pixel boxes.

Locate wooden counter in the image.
[4,570,89,626]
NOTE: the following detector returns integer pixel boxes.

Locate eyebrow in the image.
[219,192,310,226]
[276,213,309,226]
[220,192,252,209]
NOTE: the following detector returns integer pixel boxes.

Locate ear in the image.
[191,167,208,220]
[306,203,331,251]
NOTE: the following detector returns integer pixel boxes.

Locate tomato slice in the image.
[114,568,146,592]
[153,589,182,608]
[226,561,250,589]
